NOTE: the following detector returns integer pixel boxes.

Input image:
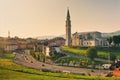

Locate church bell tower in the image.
[65,8,71,46]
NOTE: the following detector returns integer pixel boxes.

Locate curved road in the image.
[14,53,109,76]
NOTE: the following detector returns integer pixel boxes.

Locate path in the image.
[14,52,109,76]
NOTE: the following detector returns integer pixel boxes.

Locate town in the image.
[1,0,120,80]
[0,8,120,79]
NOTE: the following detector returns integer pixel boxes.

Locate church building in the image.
[65,8,71,46]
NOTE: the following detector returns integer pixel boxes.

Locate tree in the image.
[72,60,76,67]
[66,58,70,66]
[30,50,36,58]
[113,36,119,46]
[112,35,120,46]
[91,61,95,69]
[107,37,112,46]
[37,54,40,61]
[110,53,116,60]
[60,59,65,66]
[107,35,120,47]
[86,47,97,60]
[79,59,82,66]
[53,50,57,56]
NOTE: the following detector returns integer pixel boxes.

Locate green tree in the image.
[107,35,120,47]
[73,60,76,67]
[110,53,116,60]
[40,53,45,62]
[107,37,112,46]
[116,56,120,59]
[79,59,82,66]
[86,47,97,60]
[113,36,119,46]
[37,54,40,61]
[91,61,95,69]
[60,59,65,66]
[66,58,70,66]
[30,50,36,58]
[53,50,57,56]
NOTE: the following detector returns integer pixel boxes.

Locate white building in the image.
[45,46,61,56]
[54,47,61,53]
[46,47,50,56]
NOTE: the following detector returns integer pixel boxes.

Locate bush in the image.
[86,47,97,60]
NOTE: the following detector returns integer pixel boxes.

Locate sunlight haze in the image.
[0,0,120,38]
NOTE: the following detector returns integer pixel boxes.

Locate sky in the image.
[0,0,120,38]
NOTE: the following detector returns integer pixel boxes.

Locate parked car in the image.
[102,64,111,70]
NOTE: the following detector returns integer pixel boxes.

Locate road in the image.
[14,52,110,76]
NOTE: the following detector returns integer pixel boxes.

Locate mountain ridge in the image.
[36,30,120,40]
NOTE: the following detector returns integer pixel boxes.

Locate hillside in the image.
[0,52,86,80]
[102,30,120,37]
[0,52,118,80]
[62,46,120,60]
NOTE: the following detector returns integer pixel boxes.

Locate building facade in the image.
[72,31,108,47]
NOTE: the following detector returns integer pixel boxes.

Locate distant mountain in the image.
[110,30,120,36]
[102,30,120,37]
[36,35,56,40]
[36,30,120,40]
[36,34,66,40]
[59,30,120,38]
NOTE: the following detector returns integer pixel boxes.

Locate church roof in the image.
[73,31,101,35]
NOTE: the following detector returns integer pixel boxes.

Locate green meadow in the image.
[62,46,86,55]
[62,46,120,59]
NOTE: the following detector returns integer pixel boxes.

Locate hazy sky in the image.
[0,0,120,38]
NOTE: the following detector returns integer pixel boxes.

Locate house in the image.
[6,38,18,51]
[45,46,61,56]
[5,43,18,51]
[0,38,18,51]
[35,37,64,56]
[48,37,65,46]
[0,40,8,50]
[17,39,27,49]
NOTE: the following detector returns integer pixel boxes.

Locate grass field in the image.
[62,46,120,59]
[0,52,118,80]
[62,46,86,55]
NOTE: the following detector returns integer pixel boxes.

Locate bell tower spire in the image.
[65,8,71,46]
[67,8,70,18]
